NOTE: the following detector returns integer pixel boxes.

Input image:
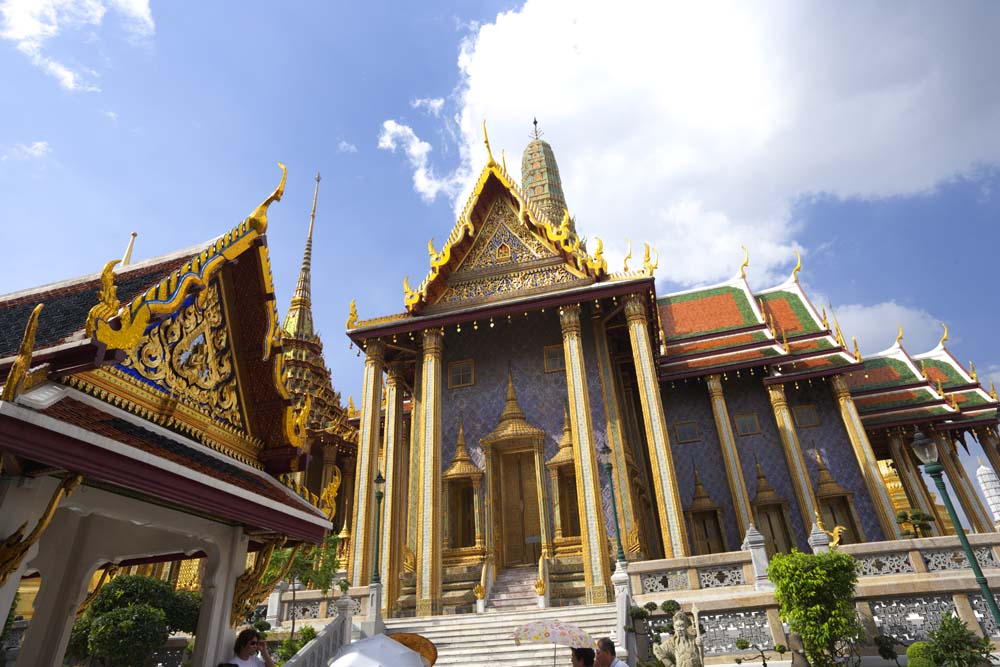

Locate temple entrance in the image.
[499,450,542,566]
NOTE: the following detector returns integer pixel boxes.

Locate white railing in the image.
[283,595,354,667]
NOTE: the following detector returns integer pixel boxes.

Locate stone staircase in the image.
[486,565,537,612]
[384,603,618,667]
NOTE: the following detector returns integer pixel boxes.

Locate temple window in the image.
[755,503,795,557]
[673,421,701,444]
[689,510,726,555]
[557,467,581,537]
[448,479,477,548]
[544,344,565,373]
[819,496,861,545]
[495,243,511,262]
[792,404,820,428]
[448,359,474,389]
[732,412,761,436]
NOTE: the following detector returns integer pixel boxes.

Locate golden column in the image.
[415,329,444,616]
[379,362,406,614]
[473,476,485,550]
[705,374,753,537]
[623,294,689,557]
[829,375,901,539]
[321,446,339,490]
[349,338,384,586]
[560,304,612,603]
[766,383,818,534]
[593,316,641,556]
[935,431,993,533]
[549,468,563,541]
[888,430,939,534]
[406,360,423,571]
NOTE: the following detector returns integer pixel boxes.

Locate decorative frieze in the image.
[855,552,915,577]
[969,594,1000,638]
[699,608,771,655]
[640,569,690,593]
[286,600,321,621]
[698,565,746,589]
[870,595,955,642]
[923,547,998,572]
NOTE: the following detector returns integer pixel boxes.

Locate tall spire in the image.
[521,119,572,232]
[283,171,321,339]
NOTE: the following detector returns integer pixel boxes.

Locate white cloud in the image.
[377,120,466,203]
[411,97,445,117]
[2,140,52,160]
[0,0,154,92]
[337,140,358,154]
[381,1,1000,287]
[100,109,118,122]
[832,301,944,356]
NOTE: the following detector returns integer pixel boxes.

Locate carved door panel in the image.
[500,451,541,566]
[756,504,793,557]
[820,497,860,545]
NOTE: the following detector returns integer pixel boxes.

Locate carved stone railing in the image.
[283,595,354,667]
[629,550,752,595]
[279,585,367,628]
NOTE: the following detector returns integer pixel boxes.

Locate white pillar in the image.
[976,461,1000,530]
[611,561,634,665]
[192,525,249,665]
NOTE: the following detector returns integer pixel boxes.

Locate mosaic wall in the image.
[718,374,810,548]
[660,382,741,549]
[440,305,612,538]
[788,378,885,541]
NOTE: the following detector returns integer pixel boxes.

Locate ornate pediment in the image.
[428,197,591,311]
[118,279,246,432]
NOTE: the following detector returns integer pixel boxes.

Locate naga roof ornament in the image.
[739,245,749,279]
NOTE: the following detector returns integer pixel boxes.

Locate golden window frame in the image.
[732,412,761,436]
[543,344,565,373]
[447,359,475,389]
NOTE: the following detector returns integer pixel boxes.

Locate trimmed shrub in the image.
[906,641,934,667]
[89,604,168,666]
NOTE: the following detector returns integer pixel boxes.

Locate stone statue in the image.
[653,611,703,667]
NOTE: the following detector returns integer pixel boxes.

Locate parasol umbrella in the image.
[512,619,595,666]
[328,633,428,667]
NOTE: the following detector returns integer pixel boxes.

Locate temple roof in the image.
[282,172,320,341]
[546,405,575,468]
[444,420,483,479]
[521,122,572,233]
[480,370,546,447]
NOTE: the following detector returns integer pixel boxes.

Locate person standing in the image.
[596,637,626,667]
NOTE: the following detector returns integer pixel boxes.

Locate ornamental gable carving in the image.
[431,197,589,310]
[118,280,246,432]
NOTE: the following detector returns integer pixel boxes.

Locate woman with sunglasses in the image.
[228,628,274,667]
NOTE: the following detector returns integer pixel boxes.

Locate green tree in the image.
[88,604,168,666]
[906,641,934,667]
[896,509,935,538]
[264,533,339,641]
[926,615,992,667]
[768,549,863,667]
[1,592,18,646]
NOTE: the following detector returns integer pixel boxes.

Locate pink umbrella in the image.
[512,619,594,666]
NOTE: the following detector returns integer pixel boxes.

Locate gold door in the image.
[500,450,542,566]
[755,504,793,557]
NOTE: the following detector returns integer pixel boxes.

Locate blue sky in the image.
[2,2,999,524]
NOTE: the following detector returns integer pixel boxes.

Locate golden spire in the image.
[283,171,321,339]
[500,367,525,422]
[483,120,496,167]
[939,322,949,347]
[623,240,632,272]
[454,419,470,461]
[895,324,904,345]
[739,245,749,279]
[121,231,137,266]
[792,250,802,282]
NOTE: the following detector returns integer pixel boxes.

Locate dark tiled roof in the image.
[0,257,191,358]
[42,398,310,513]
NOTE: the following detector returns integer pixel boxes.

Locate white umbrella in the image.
[329,634,428,667]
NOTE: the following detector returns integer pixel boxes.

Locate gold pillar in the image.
[533,446,553,557]
[935,432,992,533]
[380,362,405,614]
[321,446,339,489]
[560,304,612,603]
[406,359,423,565]
[830,375,901,539]
[767,383,818,535]
[888,430,939,535]
[349,339,384,586]
[705,374,753,537]
[473,477,485,549]
[623,294,689,557]
[484,447,500,562]
[593,315,641,556]
[415,329,443,616]
[549,469,563,541]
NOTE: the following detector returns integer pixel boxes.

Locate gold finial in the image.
[483,120,496,166]
[936,378,945,396]
[782,327,789,352]
[346,299,359,330]
[895,324,903,345]
[1,303,44,402]
[642,243,659,273]
[623,240,632,272]
[403,276,414,301]
[739,245,749,279]
[821,305,829,329]
[920,359,929,379]
[969,361,978,381]
[792,250,802,282]
[247,162,286,234]
[831,309,846,348]
[532,117,541,140]
[990,381,998,401]
[121,232,137,266]
[309,171,321,238]
[428,238,438,260]
[85,259,121,337]
[853,336,862,362]
[979,457,985,467]
[501,149,507,172]
[939,322,949,347]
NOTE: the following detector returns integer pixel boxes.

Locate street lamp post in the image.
[598,443,627,564]
[372,471,385,584]
[911,428,1000,627]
